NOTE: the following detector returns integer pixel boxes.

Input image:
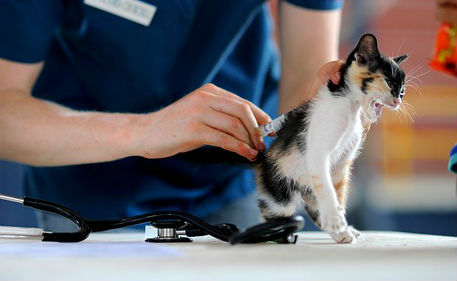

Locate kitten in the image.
[178,33,408,244]
[255,34,408,243]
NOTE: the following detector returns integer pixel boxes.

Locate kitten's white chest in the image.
[308,89,363,166]
[330,108,363,164]
[273,88,363,184]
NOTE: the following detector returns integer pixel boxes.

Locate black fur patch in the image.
[257,198,268,211]
[276,103,310,153]
[300,186,313,197]
[377,55,406,98]
[361,77,374,94]
[304,205,320,226]
[327,62,350,96]
[256,103,312,204]
[257,156,301,204]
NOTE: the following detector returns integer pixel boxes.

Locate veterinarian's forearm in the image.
[278,2,341,113]
[0,88,142,166]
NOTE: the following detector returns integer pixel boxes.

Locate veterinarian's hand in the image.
[309,60,345,99]
[135,83,271,161]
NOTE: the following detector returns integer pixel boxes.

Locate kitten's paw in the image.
[319,206,347,234]
[347,225,361,238]
[330,227,357,244]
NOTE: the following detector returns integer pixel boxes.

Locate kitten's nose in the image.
[391,98,401,108]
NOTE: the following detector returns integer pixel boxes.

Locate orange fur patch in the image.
[334,178,348,207]
[348,63,388,94]
[311,175,323,194]
[369,74,390,93]
[334,179,347,191]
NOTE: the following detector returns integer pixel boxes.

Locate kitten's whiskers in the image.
[396,101,415,123]
[406,82,423,95]
[407,63,424,78]
[396,39,406,58]
[405,63,427,96]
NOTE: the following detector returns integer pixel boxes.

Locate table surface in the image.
[0,231,456,281]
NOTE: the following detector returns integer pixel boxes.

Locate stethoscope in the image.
[0,193,304,245]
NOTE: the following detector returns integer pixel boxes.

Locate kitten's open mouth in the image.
[370,99,384,118]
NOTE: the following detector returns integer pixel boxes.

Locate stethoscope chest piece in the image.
[145,220,192,243]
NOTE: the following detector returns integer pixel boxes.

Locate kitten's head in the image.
[345,34,408,122]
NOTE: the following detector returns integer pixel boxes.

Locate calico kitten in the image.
[255,34,408,244]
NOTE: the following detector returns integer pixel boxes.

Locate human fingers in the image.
[200,124,259,161]
[202,90,265,151]
[308,60,344,99]
[201,83,272,126]
[319,60,345,85]
[201,109,254,148]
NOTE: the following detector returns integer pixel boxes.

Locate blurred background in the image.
[1,0,456,236]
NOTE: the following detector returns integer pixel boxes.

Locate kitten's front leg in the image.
[308,158,348,235]
[330,134,364,242]
[332,146,359,210]
[330,167,360,243]
[306,101,358,243]
[329,226,360,243]
[332,165,351,209]
[308,152,359,243]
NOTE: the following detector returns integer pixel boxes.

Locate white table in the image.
[0,231,456,281]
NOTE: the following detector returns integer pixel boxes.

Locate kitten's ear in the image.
[354,34,380,65]
[393,54,408,64]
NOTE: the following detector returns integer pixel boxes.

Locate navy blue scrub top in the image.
[0,0,342,220]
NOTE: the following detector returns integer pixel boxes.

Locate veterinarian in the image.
[0,0,343,230]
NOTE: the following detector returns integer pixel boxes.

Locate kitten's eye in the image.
[400,89,405,98]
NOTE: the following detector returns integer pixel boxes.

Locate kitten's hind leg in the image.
[257,191,302,220]
[302,188,321,228]
[255,160,303,220]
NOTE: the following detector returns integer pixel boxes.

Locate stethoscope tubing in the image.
[0,193,304,244]
[24,197,91,242]
[0,194,232,242]
[88,211,233,242]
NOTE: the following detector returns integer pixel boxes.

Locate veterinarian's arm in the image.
[278,1,342,113]
[0,59,267,166]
